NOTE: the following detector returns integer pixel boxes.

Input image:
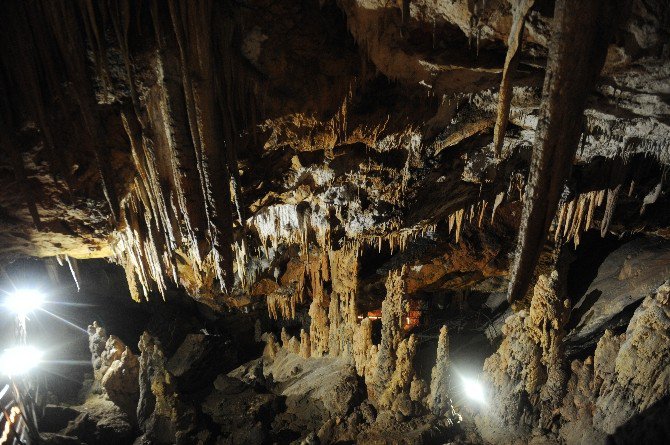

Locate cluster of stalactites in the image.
[554,179,664,247]
[265,245,330,322]
[554,189,611,247]
[0,1,247,303]
[345,191,513,258]
[95,1,256,302]
[249,203,332,257]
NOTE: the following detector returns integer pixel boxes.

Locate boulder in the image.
[202,375,279,444]
[60,398,134,445]
[569,237,670,345]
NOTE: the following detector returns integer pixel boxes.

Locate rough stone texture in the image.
[263,350,362,419]
[560,281,670,443]
[569,237,670,344]
[429,325,454,417]
[87,321,109,384]
[477,272,570,443]
[202,374,279,445]
[100,347,140,419]
[86,321,140,418]
[136,332,191,445]
[2,1,670,444]
[59,399,134,445]
[166,333,239,394]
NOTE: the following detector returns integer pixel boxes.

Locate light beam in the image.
[4,289,45,316]
[462,376,486,404]
[0,346,43,377]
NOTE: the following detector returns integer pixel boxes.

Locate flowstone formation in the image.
[1,0,670,444]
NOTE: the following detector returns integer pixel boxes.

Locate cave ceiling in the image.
[0,0,668,311]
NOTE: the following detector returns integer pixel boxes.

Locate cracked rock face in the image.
[3,0,670,444]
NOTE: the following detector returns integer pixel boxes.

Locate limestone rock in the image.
[101,347,140,418]
[569,237,670,344]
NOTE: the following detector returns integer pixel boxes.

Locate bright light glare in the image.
[4,289,45,316]
[0,346,43,377]
[462,376,486,404]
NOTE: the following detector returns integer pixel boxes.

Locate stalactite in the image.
[148,4,208,267]
[455,208,465,243]
[601,185,621,237]
[478,200,488,228]
[491,191,504,223]
[492,0,535,158]
[112,191,170,301]
[65,255,82,291]
[266,289,296,320]
[641,182,662,214]
[167,0,236,292]
[363,224,436,255]
[507,0,622,303]
[553,187,627,247]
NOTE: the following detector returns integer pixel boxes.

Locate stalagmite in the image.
[327,247,359,356]
[379,335,417,414]
[263,333,280,360]
[478,272,571,439]
[429,326,454,416]
[308,249,331,357]
[288,336,301,355]
[299,329,311,359]
[280,327,290,349]
[353,317,373,377]
[373,266,407,400]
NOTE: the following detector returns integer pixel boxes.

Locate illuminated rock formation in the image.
[1,0,670,443]
[429,326,454,417]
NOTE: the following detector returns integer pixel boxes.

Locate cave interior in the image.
[0,0,669,444]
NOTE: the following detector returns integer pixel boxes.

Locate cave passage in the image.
[0,0,669,444]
